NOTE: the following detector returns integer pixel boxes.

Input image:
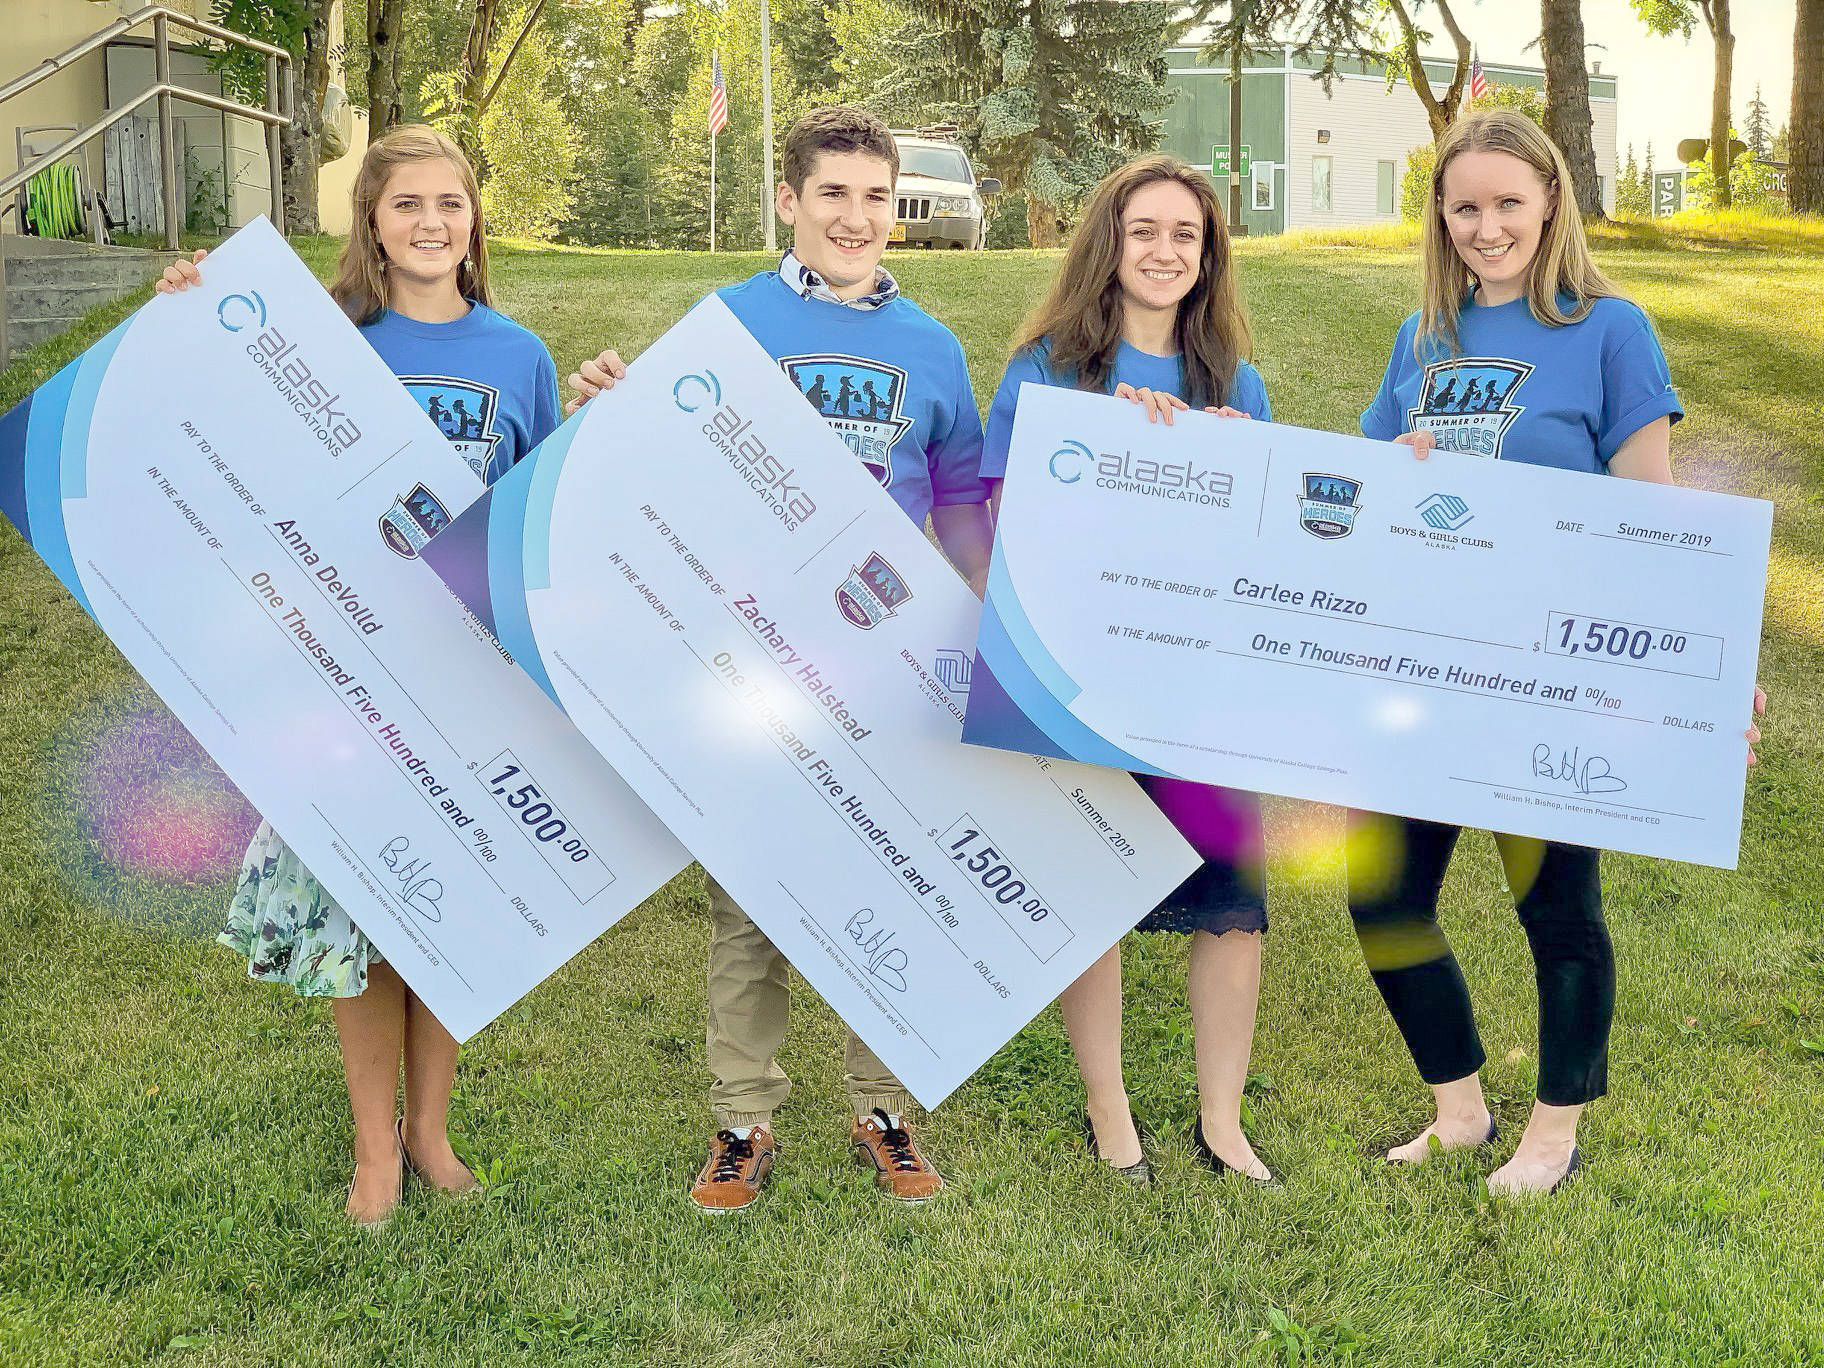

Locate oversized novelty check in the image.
[962,386,1772,870]
[0,219,686,1038]
[422,298,1197,1107]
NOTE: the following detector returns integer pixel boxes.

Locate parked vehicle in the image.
[889,131,1001,250]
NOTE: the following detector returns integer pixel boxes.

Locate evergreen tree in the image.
[1744,81,1772,158]
[1617,143,1647,216]
[867,0,1174,246]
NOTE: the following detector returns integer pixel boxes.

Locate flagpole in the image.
[710,130,717,254]
[760,0,777,252]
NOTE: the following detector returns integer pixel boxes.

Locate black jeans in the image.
[1346,812,1613,1106]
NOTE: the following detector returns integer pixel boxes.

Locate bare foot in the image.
[1199,1114,1272,1181]
[346,1149,404,1225]
[1085,1096,1143,1169]
[1386,1109,1495,1165]
[1487,1137,1578,1197]
[402,1119,480,1193]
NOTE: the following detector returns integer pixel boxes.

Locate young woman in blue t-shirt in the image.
[982,154,1275,1185]
[1355,110,1764,1196]
[157,126,558,1224]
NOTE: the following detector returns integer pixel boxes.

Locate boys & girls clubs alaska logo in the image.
[837,553,912,629]
[1298,472,1362,540]
[1407,357,1533,458]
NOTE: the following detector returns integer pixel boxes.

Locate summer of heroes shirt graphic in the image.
[1361,294,1682,475]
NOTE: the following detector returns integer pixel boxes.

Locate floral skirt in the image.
[218,821,383,998]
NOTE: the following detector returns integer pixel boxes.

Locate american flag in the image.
[1469,54,1489,102]
[708,53,728,136]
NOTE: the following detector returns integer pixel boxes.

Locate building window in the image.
[1252,161,1274,211]
[1377,160,1398,216]
[1312,155,1332,213]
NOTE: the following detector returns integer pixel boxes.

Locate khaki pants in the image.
[704,872,910,1127]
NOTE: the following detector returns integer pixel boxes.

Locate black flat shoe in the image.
[1192,1117,1279,1186]
[1551,1146,1582,1192]
[1082,1111,1154,1186]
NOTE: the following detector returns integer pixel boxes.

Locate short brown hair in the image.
[781,106,898,194]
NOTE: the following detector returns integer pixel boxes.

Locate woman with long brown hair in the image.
[1354,109,1763,1195]
[981,154,1275,1185]
[157,125,559,1224]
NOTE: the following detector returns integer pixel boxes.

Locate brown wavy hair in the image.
[1011,155,1252,409]
[1417,109,1620,358]
[328,125,493,325]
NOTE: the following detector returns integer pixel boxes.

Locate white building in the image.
[1158,44,1620,233]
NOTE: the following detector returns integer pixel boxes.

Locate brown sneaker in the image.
[850,1108,943,1202]
[689,1126,775,1212]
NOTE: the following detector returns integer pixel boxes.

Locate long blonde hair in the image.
[1418,110,1619,359]
[328,125,493,325]
[1012,155,1253,410]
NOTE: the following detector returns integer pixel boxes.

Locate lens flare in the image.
[38,687,260,931]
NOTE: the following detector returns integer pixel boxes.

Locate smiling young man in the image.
[569,106,993,1212]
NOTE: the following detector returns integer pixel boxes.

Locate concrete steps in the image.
[2,235,172,367]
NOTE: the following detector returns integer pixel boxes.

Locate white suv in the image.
[889,134,1000,250]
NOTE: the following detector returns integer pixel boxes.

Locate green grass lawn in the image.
[3,225,1822,1367]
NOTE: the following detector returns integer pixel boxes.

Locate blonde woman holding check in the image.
[1352,110,1765,1196]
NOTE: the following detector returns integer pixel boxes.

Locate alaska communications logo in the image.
[934,649,973,695]
[1408,357,1534,458]
[836,553,912,629]
[228,294,364,457]
[1298,472,1362,539]
[781,354,913,488]
[674,370,722,412]
[1416,492,1473,531]
[217,291,267,332]
[380,483,453,559]
[1049,439,1092,483]
[1046,438,1232,507]
[682,370,817,531]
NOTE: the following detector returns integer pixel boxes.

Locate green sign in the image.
[1210,145,1252,177]
[1652,170,1684,218]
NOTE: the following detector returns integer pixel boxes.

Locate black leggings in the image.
[1346,812,1614,1107]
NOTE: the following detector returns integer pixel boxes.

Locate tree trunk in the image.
[1539,0,1605,219]
[1026,194,1062,248]
[280,0,333,234]
[456,0,506,167]
[1709,0,1734,209]
[1389,0,1470,141]
[1794,0,1824,214]
[367,0,407,138]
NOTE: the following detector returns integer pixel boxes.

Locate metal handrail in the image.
[0,82,285,203]
[0,5,289,107]
[0,4,293,249]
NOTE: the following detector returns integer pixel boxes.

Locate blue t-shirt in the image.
[981,338,1272,480]
[715,271,989,526]
[1360,294,1682,473]
[361,303,560,487]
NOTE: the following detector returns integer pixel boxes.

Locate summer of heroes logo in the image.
[1298,473,1362,540]
[399,376,501,482]
[380,484,453,559]
[781,354,913,488]
[675,369,817,531]
[1407,357,1533,458]
[837,553,912,629]
[219,290,364,456]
